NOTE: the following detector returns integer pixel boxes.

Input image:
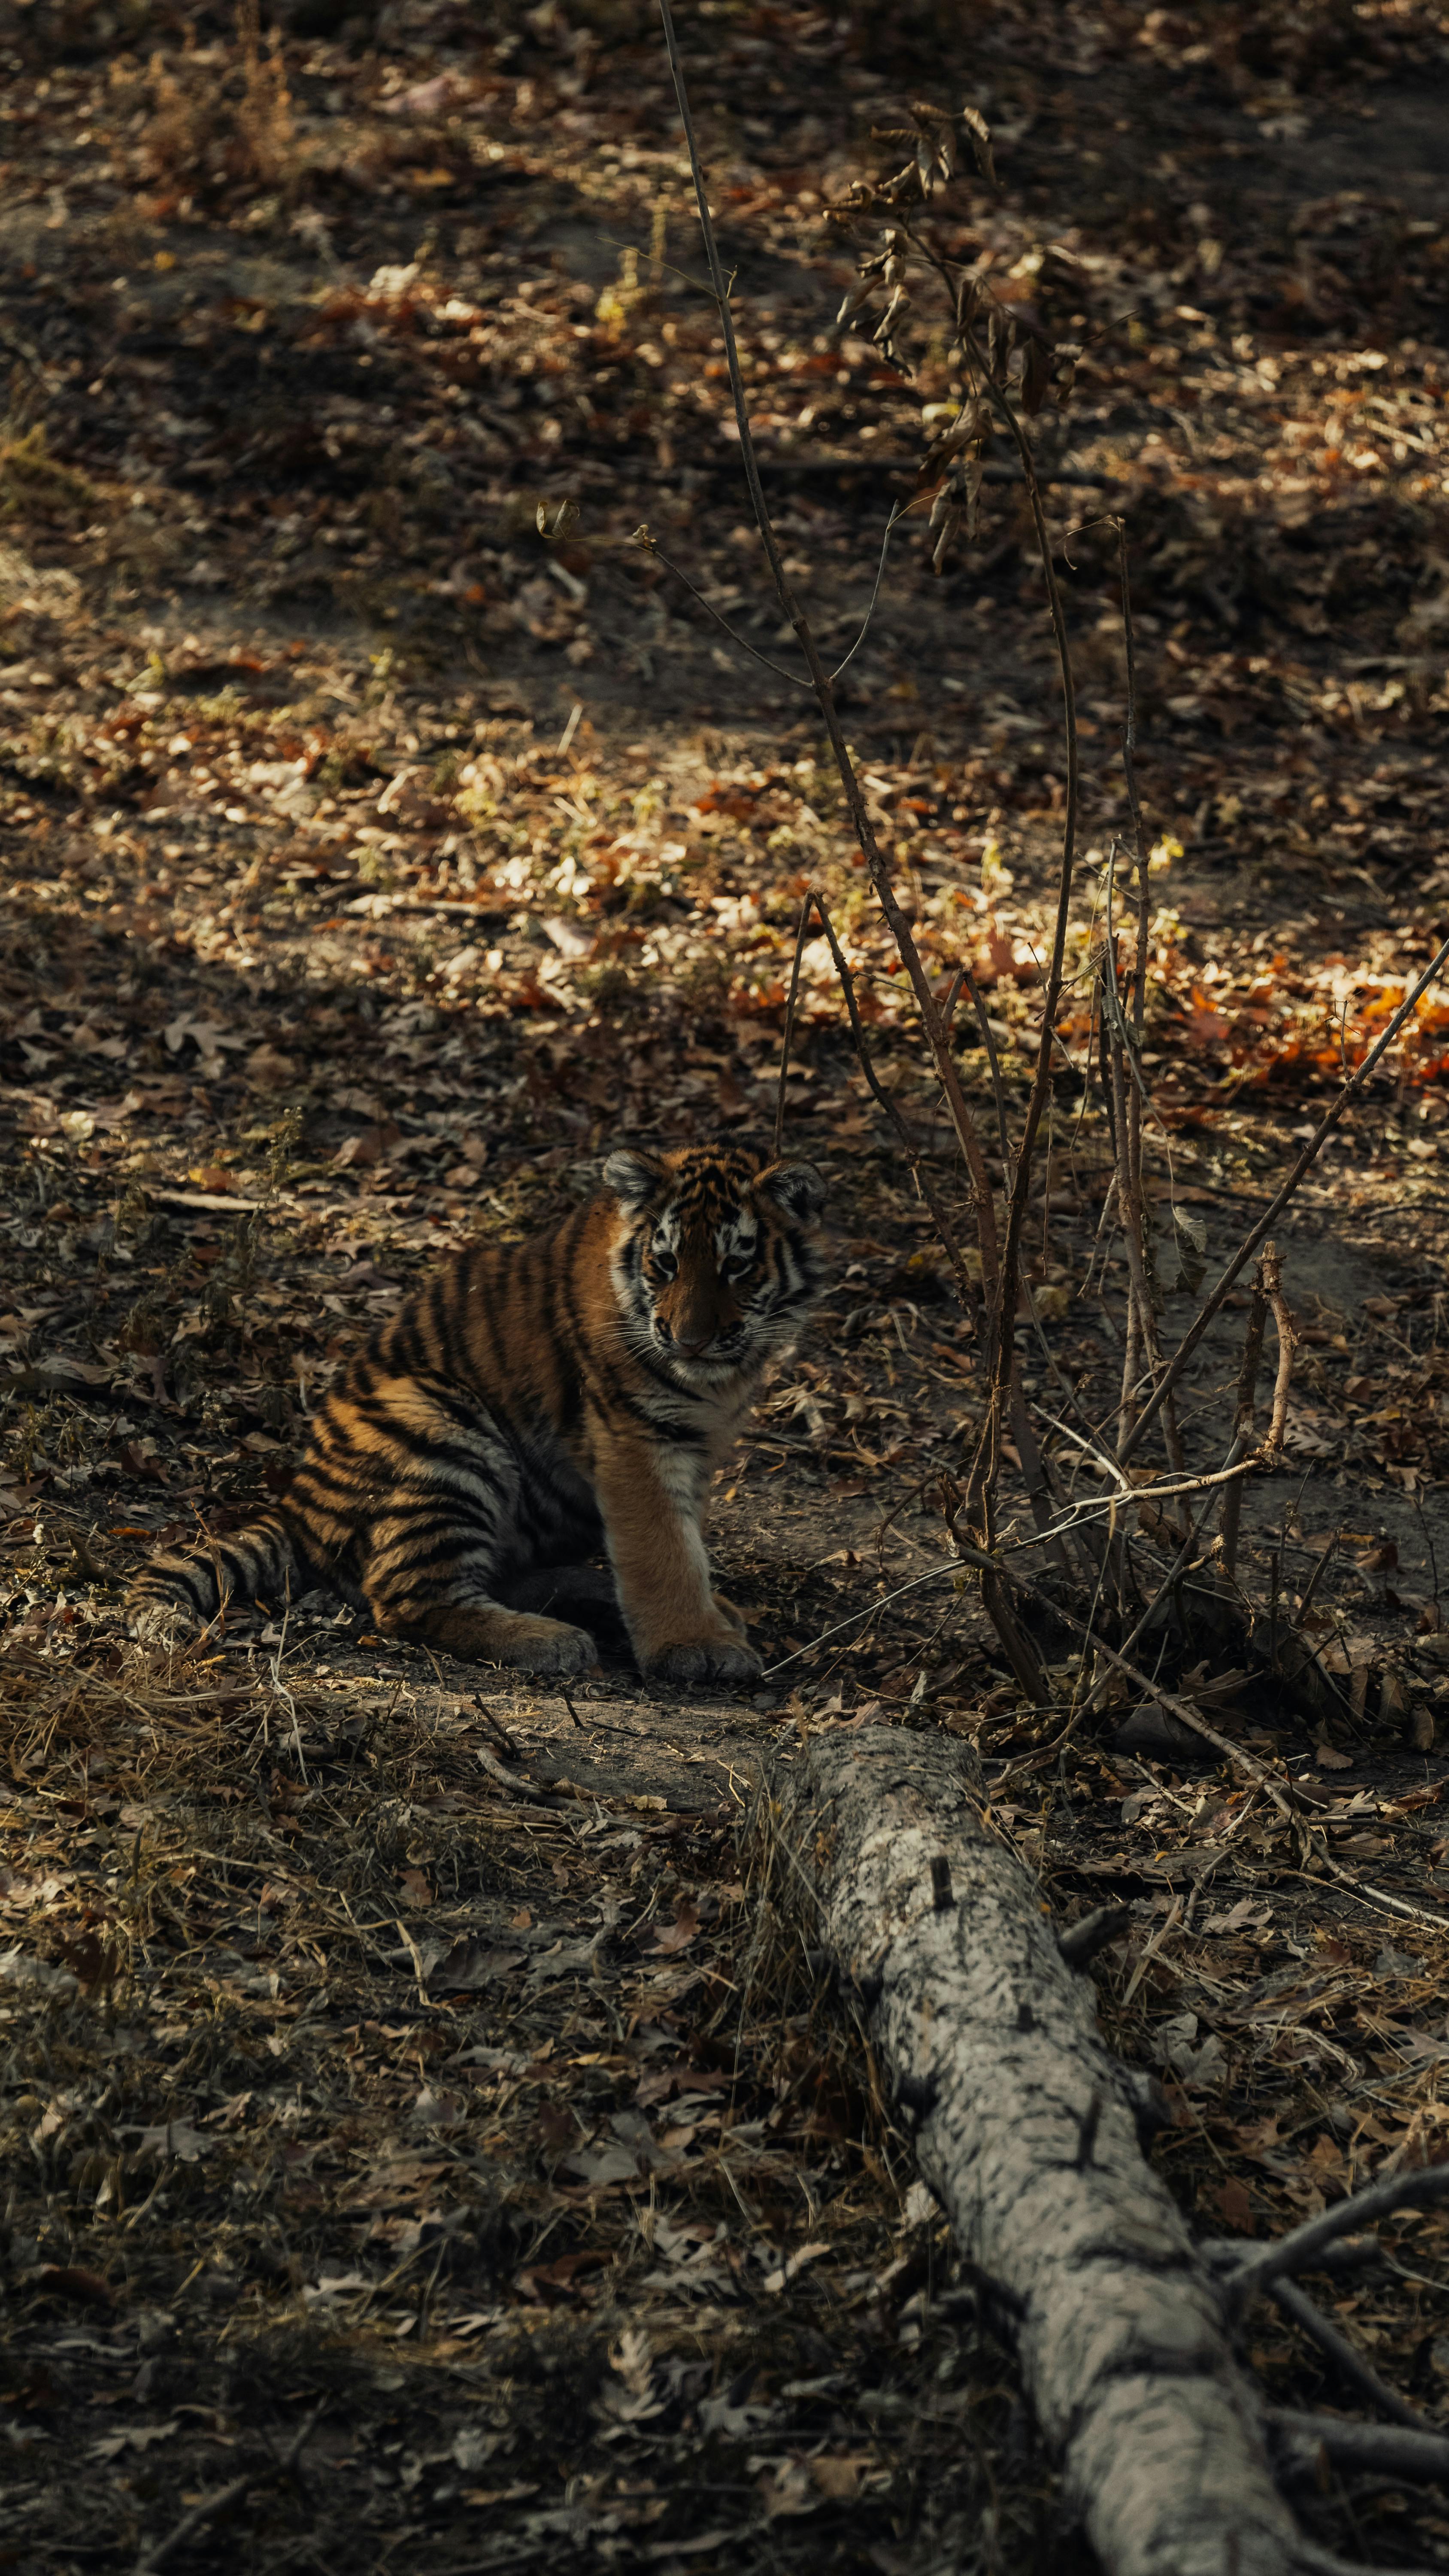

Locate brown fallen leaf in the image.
[58,1931,123,1991]
[397,1867,434,1907]
[431,1938,527,1991]
[1210,2177,1255,2233]
[335,1123,402,1168]
[654,1897,700,1954]
[245,1044,299,1090]
[515,2251,609,2304]
[758,2462,817,2518]
[812,2455,873,2502]
[119,1441,169,1485]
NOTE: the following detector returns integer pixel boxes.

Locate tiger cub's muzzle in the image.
[654,1272,744,1360]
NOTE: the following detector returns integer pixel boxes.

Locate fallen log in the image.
[766,1725,1337,2576]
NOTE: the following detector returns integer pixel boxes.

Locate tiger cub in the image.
[127,1142,825,1685]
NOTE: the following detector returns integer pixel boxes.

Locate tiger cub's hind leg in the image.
[503,1564,627,1649]
[360,1508,599,1674]
[408,1598,600,1673]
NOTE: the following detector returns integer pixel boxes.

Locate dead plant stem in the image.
[1264,1245,1295,1452]
[1221,1266,1270,1578]
[656,0,998,1321]
[961,962,1013,1173]
[1115,519,1151,1049]
[1270,2275,1435,2433]
[1119,933,1449,1467]
[955,318,1080,1528]
[776,886,978,1298]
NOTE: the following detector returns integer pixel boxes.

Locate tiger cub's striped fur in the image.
[127,1142,825,1684]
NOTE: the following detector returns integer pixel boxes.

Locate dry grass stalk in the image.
[668,18,1449,1761]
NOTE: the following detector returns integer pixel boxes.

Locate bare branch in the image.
[1120,933,1449,1467]
[1270,2276,1434,2433]
[1221,1268,1270,1578]
[774,889,815,1160]
[773,887,981,1310]
[1058,1902,1131,1970]
[1263,1242,1296,1455]
[1270,2406,1449,2487]
[1228,2166,1449,2304]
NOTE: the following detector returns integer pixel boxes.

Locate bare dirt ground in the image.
[4,3,1449,2570]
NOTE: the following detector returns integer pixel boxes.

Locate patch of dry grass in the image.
[0,1619,1069,2573]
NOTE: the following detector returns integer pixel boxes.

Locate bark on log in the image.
[768,1727,1312,2576]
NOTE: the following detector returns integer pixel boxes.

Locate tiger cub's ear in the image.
[604,1146,668,1208]
[757,1159,827,1224]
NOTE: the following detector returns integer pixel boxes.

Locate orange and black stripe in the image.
[127,1142,825,1683]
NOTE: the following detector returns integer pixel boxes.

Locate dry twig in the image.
[1118,935,1449,1469]
[133,2402,324,2575]
[1227,2166,1449,2304]
[1268,2409,1449,2487]
[1269,2275,1436,2433]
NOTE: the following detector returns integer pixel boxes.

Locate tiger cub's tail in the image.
[127,1514,302,1638]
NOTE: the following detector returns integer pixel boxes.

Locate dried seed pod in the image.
[931,507,961,574]
[536,497,580,542]
[956,273,984,341]
[836,274,877,328]
[961,104,996,183]
[873,285,913,372]
[928,457,982,573]
[936,397,986,456]
[1020,336,1052,416]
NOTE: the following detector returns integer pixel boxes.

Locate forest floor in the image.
[4,2,1449,2570]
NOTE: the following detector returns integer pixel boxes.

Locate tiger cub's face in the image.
[605,1143,826,1383]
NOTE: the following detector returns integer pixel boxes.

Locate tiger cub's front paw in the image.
[644,1634,764,1688]
[710,1590,749,1640]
